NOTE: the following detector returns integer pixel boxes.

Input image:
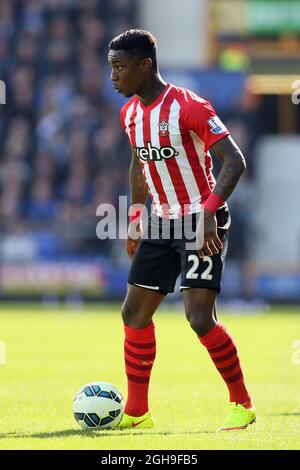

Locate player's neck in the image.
[137,74,167,107]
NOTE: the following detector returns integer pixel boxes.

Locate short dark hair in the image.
[109,29,157,69]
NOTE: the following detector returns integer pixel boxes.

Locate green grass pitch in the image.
[0,303,299,450]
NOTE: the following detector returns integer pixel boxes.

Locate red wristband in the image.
[129,208,141,224]
[203,193,224,214]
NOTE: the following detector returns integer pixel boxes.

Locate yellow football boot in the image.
[219,403,257,431]
[117,411,154,429]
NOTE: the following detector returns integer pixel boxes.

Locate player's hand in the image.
[198,211,223,258]
[126,221,142,258]
[126,236,140,258]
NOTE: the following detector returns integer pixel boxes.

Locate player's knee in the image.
[185,307,215,337]
[121,301,136,325]
[121,301,149,328]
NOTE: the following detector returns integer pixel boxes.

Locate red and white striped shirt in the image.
[120,84,229,218]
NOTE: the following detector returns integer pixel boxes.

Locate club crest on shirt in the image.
[158,120,169,136]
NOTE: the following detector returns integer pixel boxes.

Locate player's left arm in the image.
[199,135,246,258]
[182,95,246,257]
[210,135,246,202]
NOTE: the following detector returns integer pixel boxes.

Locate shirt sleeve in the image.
[183,96,230,150]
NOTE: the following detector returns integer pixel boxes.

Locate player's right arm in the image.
[127,146,148,258]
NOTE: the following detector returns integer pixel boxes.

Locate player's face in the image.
[108,50,146,98]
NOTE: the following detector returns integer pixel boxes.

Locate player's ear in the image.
[140,58,152,74]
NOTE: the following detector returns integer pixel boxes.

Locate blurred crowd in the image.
[0,0,256,264]
[0,0,135,261]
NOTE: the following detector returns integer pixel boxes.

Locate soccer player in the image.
[108,30,256,431]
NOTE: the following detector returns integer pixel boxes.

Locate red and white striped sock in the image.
[199,323,252,408]
[124,322,156,417]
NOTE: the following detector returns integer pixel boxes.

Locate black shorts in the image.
[128,206,230,295]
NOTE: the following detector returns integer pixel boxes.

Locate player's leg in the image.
[184,287,252,407]
[119,230,180,428]
[119,284,165,428]
[179,208,256,429]
[183,288,256,430]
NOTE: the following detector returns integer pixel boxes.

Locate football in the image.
[72,382,124,430]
